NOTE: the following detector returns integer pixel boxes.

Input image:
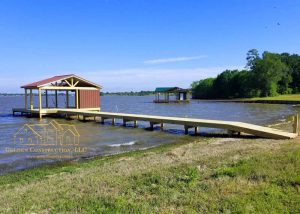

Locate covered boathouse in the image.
[20,74,101,118]
[154,87,190,103]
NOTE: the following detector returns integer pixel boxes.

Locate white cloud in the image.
[0,65,244,93]
[143,55,207,64]
[79,65,243,92]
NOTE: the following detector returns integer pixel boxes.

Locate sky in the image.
[0,0,299,93]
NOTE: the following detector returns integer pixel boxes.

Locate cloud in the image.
[79,65,243,92]
[143,55,207,64]
[0,65,243,93]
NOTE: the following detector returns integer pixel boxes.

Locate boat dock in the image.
[12,108,299,140]
[14,75,299,140]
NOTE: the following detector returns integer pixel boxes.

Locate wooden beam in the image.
[73,80,79,87]
[64,79,72,87]
[41,86,98,90]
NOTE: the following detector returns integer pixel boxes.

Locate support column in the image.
[55,90,58,108]
[134,120,138,128]
[112,118,115,126]
[38,89,42,119]
[66,90,69,108]
[160,123,164,131]
[76,89,79,109]
[150,122,154,130]
[30,89,33,109]
[293,114,299,134]
[195,127,199,135]
[123,119,127,126]
[184,125,189,135]
[45,90,48,108]
[100,117,105,124]
[24,89,28,109]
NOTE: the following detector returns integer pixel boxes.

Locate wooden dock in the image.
[12,108,298,140]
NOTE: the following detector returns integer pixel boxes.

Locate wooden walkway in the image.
[12,108,298,140]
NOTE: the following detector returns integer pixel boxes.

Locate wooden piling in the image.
[293,114,299,134]
[195,127,199,135]
[150,122,154,130]
[160,123,164,131]
[184,125,189,135]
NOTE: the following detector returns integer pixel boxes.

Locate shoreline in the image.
[0,131,299,212]
[193,99,300,105]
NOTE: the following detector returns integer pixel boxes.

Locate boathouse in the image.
[21,74,101,118]
[154,87,190,103]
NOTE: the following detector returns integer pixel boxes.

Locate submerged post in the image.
[293,114,299,134]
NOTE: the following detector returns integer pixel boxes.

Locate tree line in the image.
[191,49,300,99]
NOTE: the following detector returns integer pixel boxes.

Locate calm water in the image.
[0,95,299,174]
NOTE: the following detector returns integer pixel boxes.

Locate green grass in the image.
[0,138,299,213]
[241,93,300,101]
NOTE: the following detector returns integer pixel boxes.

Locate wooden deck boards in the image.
[12,108,298,139]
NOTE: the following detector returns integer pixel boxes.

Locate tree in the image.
[213,70,239,98]
[246,49,260,69]
[252,52,289,97]
[192,78,215,99]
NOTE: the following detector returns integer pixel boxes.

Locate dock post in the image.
[293,114,299,134]
[150,122,154,130]
[38,88,42,119]
[134,120,138,128]
[160,123,164,131]
[100,117,105,124]
[30,89,33,109]
[112,118,115,126]
[184,125,189,135]
[24,89,28,110]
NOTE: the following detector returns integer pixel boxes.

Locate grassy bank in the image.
[242,94,300,101]
[1,137,300,213]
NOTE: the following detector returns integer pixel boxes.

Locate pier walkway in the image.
[12,108,298,140]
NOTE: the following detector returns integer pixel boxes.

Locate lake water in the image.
[0,95,299,174]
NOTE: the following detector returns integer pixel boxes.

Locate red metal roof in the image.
[21,74,73,88]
